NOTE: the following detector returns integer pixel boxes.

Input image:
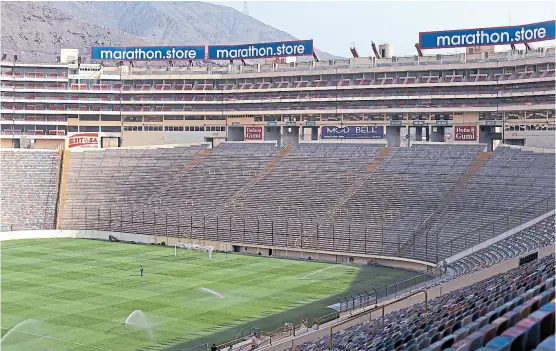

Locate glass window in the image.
[80,115,99,121]
[80,126,99,132]
[124,116,142,122]
[101,126,121,132]
[101,115,122,121]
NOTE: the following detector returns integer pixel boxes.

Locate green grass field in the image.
[1,239,414,351]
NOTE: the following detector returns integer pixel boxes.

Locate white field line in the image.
[0,327,111,351]
[299,265,338,280]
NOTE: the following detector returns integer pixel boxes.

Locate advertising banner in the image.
[207,40,313,60]
[321,126,384,139]
[419,20,555,49]
[91,46,205,61]
[245,126,263,140]
[68,132,100,148]
[454,126,478,141]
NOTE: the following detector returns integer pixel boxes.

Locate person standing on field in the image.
[140,265,144,277]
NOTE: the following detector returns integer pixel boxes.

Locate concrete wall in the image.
[34,139,65,149]
[1,230,433,271]
[231,242,434,270]
[1,139,15,148]
[121,131,221,146]
[504,130,556,149]
[0,229,156,243]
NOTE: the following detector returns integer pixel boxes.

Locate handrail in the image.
[328,290,428,350]
[318,270,434,321]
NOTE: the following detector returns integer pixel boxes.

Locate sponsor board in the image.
[419,20,555,49]
[68,132,100,148]
[454,126,478,141]
[91,46,205,61]
[208,40,313,60]
[321,126,384,139]
[245,126,263,140]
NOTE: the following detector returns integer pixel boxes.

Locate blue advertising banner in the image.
[321,126,384,139]
[419,20,555,49]
[91,46,206,61]
[207,40,313,60]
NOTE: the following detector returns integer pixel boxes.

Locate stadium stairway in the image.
[130,148,212,213]
[312,146,392,229]
[398,151,492,259]
[215,144,295,215]
[56,150,71,229]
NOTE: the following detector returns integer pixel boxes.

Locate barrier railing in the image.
[328,290,428,350]
[62,203,442,263]
[441,194,555,261]
[330,271,433,315]
[59,192,555,266]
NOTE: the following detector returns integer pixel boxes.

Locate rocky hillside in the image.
[1,1,339,62]
[0,1,153,62]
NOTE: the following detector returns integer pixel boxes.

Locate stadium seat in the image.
[0,150,61,230]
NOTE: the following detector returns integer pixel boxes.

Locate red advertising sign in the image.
[68,132,100,148]
[454,126,478,141]
[245,126,262,140]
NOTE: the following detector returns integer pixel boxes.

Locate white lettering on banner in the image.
[454,126,477,142]
[245,127,262,140]
[100,48,199,61]
[327,127,350,134]
[214,43,308,60]
[436,27,547,47]
[327,126,379,134]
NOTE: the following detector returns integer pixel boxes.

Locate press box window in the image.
[145,125,163,131]
[80,126,100,132]
[101,126,121,132]
[124,126,143,131]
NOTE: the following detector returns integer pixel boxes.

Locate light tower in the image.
[243,1,249,16]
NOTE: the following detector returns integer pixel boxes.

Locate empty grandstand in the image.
[297,254,555,351]
[55,143,554,266]
[0,149,60,231]
[1,48,555,150]
[1,19,555,351]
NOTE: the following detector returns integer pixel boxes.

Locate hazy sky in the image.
[212,1,555,57]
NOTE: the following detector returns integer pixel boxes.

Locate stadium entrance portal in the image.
[228,126,245,141]
[264,126,281,145]
[101,136,120,148]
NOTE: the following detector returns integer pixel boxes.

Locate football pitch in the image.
[1,239,415,351]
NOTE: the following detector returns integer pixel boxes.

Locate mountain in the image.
[1,1,340,63]
[0,1,153,63]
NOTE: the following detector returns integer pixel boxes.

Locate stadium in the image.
[1,12,556,351]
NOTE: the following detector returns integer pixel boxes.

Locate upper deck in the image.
[1,48,554,81]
